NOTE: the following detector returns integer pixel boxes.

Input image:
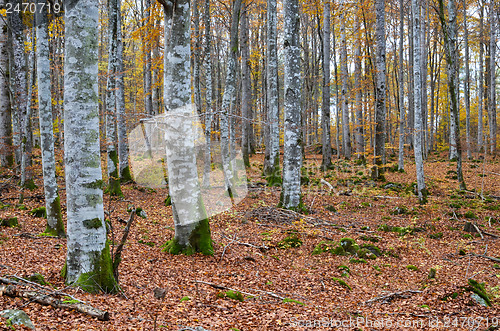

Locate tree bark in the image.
[412,0,427,203]
[463,0,471,159]
[321,0,332,170]
[340,0,351,159]
[280,0,303,210]
[354,6,364,161]
[202,0,213,188]
[264,0,281,184]
[397,0,405,171]
[240,7,252,169]
[36,0,65,237]
[477,4,485,154]
[373,0,386,180]
[63,0,117,293]
[488,0,497,156]
[0,0,13,167]
[160,0,213,255]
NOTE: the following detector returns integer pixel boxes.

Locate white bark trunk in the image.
[340,0,351,159]
[36,0,64,236]
[64,0,116,292]
[398,0,405,171]
[321,0,332,170]
[281,0,302,209]
[0,0,13,167]
[488,0,497,155]
[412,0,427,203]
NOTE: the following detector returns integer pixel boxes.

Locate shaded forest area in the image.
[0,0,500,329]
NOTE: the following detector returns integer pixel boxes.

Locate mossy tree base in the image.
[163,218,213,256]
[22,179,37,191]
[44,196,65,237]
[63,242,119,294]
[120,165,133,183]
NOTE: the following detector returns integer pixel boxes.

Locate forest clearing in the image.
[1,150,500,330]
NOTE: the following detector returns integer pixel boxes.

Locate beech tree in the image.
[488,0,496,155]
[373,0,386,180]
[0,0,13,167]
[36,0,65,237]
[158,0,213,255]
[264,0,280,183]
[321,0,332,170]
[62,0,117,293]
[202,0,214,188]
[412,0,427,203]
[340,0,351,159]
[280,0,302,210]
[438,0,465,190]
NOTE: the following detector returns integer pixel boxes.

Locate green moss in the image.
[349,258,367,264]
[0,217,18,227]
[277,233,302,249]
[83,218,103,229]
[163,218,214,256]
[407,265,418,271]
[428,268,437,279]
[84,180,104,190]
[180,296,191,302]
[73,242,118,294]
[30,207,47,218]
[359,235,379,243]
[467,279,492,307]
[43,195,65,237]
[164,195,172,206]
[218,290,244,302]
[332,277,352,290]
[120,165,133,183]
[28,273,48,286]
[282,298,305,306]
[464,211,477,219]
[325,205,337,213]
[23,178,37,191]
[429,232,443,239]
[340,238,359,254]
[360,243,382,257]
[60,263,67,279]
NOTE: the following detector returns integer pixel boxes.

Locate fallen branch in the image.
[113,208,136,280]
[0,284,109,321]
[192,280,257,297]
[365,290,423,304]
[471,253,500,263]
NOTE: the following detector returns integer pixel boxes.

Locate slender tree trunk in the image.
[263,0,280,184]
[340,0,351,159]
[438,0,465,189]
[488,0,497,156]
[144,0,153,115]
[36,0,65,237]
[354,7,364,161]
[193,0,202,114]
[0,0,13,167]
[280,0,302,210]
[241,7,251,169]
[321,0,332,170]
[116,0,132,182]
[412,0,427,203]
[463,0,471,159]
[105,0,122,196]
[373,0,386,180]
[332,9,340,158]
[477,4,485,154]
[220,0,242,197]
[407,7,414,149]
[398,0,405,171]
[159,0,213,255]
[202,0,213,188]
[63,0,117,293]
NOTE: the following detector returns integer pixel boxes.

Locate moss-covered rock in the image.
[467,279,492,307]
[217,290,244,302]
[339,238,359,254]
[30,207,47,218]
[360,243,382,257]
[0,217,18,227]
[277,232,302,249]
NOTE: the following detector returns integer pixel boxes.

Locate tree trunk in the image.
[144,0,153,115]
[280,0,303,210]
[373,0,386,180]
[354,7,364,161]
[202,0,213,188]
[220,0,242,198]
[397,0,405,171]
[193,0,202,115]
[263,0,280,184]
[36,0,65,237]
[116,0,132,182]
[340,0,350,159]
[321,0,332,170]
[159,0,213,255]
[477,4,485,154]
[488,0,497,156]
[240,7,252,169]
[463,0,471,159]
[0,0,13,167]
[412,0,427,203]
[105,0,122,197]
[63,0,117,293]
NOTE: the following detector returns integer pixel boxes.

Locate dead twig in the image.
[364,290,423,304]
[471,253,500,263]
[191,280,257,297]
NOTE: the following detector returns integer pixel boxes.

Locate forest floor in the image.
[1,149,500,330]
